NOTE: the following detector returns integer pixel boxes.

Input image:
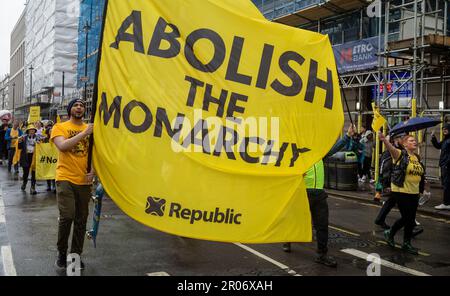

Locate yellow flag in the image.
[56,115,61,123]
[35,143,59,180]
[12,139,21,165]
[371,103,387,132]
[93,0,344,243]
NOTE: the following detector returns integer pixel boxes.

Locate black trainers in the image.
[383,229,395,248]
[282,243,291,253]
[315,254,337,268]
[55,252,67,269]
[402,242,419,255]
[30,186,37,195]
[21,183,26,191]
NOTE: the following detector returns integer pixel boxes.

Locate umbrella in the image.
[86,183,105,248]
[389,117,441,136]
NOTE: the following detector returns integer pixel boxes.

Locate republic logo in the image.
[145,197,166,217]
[144,197,242,225]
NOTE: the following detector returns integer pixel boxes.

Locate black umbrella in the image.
[389,117,441,136]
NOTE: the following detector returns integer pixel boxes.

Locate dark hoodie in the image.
[432,123,450,167]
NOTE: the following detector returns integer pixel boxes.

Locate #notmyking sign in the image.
[93,0,344,243]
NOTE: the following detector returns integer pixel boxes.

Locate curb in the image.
[327,190,450,221]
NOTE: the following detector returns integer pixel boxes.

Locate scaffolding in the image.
[254,0,450,179]
[374,0,450,180]
[377,0,450,114]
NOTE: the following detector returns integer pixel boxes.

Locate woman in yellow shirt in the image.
[379,133,425,255]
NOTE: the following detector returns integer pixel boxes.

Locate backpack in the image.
[379,150,393,188]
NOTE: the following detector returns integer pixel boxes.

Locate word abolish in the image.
[110,11,334,109]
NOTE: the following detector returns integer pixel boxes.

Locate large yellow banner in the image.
[94,0,344,243]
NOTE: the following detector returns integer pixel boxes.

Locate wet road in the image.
[0,166,449,276]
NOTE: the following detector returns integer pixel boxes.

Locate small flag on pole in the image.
[371,103,387,132]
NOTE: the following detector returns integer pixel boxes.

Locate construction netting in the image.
[24,0,80,102]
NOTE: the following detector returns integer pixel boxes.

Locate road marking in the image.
[329,225,360,237]
[0,187,5,223]
[234,243,301,276]
[1,246,17,276]
[341,248,430,276]
[147,271,170,276]
[376,240,430,256]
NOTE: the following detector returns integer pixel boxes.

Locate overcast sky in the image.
[0,1,27,78]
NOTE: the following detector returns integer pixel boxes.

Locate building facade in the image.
[23,0,80,118]
[0,75,9,110]
[9,9,26,118]
[76,0,106,117]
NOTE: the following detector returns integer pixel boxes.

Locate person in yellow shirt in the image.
[379,133,425,255]
[51,98,94,270]
[43,120,56,193]
[5,120,23,176]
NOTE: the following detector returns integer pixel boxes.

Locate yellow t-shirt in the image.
[50,121,91,185]
[391,150,424,194]
[10,128,19,147]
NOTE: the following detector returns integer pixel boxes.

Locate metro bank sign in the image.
[333,37,383,73]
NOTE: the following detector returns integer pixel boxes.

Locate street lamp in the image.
[62,71,65,101]
[12,83,15,118]
[1,88,5,110]
[83,21,91,102]
[29,65,34,108]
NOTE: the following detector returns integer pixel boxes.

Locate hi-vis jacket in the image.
[304,134,351,190]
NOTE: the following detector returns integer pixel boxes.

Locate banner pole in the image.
[87,0,109,173]
[339,78,354,127]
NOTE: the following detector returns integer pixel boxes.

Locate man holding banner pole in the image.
[51,98,94,270]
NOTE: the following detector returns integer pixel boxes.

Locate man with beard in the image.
[431,123,450,210]
[51,98,94,270]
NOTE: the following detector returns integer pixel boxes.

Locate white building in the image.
[24,0,79,107]
[9,8,26,117]
[0,75,9,110]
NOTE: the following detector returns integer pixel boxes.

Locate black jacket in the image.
[431,135,450,167]
[18,135,37,168]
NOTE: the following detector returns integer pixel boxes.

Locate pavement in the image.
[326,181,450,221]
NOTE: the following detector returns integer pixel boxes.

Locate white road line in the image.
[147,271,170,276]
[0,187,5,223]
[1,246,17,276]
[329,225,360,237]
[234,243,301,276]
[341,248,430,276]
